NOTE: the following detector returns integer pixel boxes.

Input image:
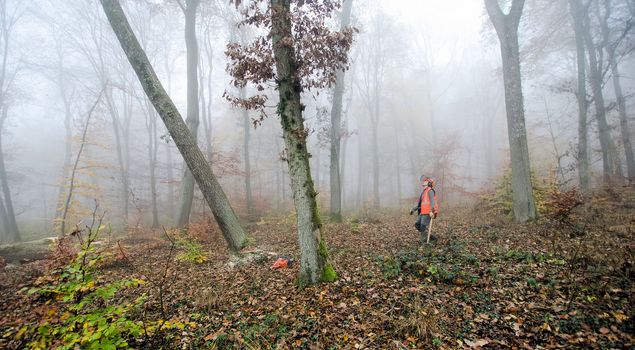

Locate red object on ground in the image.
[271,258,289,270]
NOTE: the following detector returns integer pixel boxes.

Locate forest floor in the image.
[0,190,634,349]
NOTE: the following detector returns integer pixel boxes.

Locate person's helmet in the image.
[420,175,435,188]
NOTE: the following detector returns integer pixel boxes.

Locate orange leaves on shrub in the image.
[545,188,583,226]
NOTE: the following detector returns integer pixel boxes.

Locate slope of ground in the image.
[0,193,633,349]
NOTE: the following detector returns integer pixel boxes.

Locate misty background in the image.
[1,0,633,241]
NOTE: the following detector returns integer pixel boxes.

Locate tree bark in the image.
[0,191,10,241]
[199,21,214,164]
[601,0,634,180]
[100,0,246,251]
[394,125,402,205]
[144,98,160,228]
[328,0,353,222]
[371,114,380,209]
[340,119,348,211]
[569,0,590,192]
[0,109,17,241]
[270,0,334,284]
[176,0,201,227]
[485,0,537,222]
[609,53,635,180]
[241,88,254,216]
[165,142,175,221]
[583,3,621,184]
[356,130,363,209]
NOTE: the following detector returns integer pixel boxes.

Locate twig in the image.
[79,202,107,283]
[59,88,105,236]
[148,226,177,346]
[116,239,131,265]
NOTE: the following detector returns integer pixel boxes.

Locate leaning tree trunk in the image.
[569,0,590,193]
[176,0,201,227]
[328,0,353,222]
[100,0,246,251]
[485,0,536,222]
[270,0,335,284]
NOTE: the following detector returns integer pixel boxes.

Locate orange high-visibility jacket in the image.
[419,187,438,215]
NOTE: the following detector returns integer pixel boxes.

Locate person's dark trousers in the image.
[416,214,431,245]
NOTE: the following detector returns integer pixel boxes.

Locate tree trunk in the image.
[394,126,402,205]
[371,117,380,209]
[176,0,201,227]
[569,0,590,192]
[54,63,73,224]
[100,0,246,251]
[104,88,130,226]
[0,191,10,241]
[356,130,363,209]
[0,110,17,241]
[275,135,284,210]
[60,93,102,236]
[241,88,254,216]
[145,99,160,228]
[199,24,214,164]
[609,54,635,180]
[600,0,634,181]
[270,0,334,284]
[315,146,321,191]
[123,90,132,224]
[165,142,175,222]
[583,4,621,184]
[340,119,348,212]
[329,0,353,222]
[485,0,537,222]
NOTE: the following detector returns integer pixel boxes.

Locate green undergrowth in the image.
[15,224,145,350]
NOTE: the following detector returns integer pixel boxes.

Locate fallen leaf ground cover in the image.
[0,192,633,349]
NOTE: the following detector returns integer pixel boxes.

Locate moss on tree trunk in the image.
[271,0,335,284]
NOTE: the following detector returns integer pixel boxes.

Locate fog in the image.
[0,0,633,242]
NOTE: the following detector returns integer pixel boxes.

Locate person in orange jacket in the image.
[410,176,439,244]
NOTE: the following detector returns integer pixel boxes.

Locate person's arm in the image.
[410,192,422,214]
[429,189,437,217]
